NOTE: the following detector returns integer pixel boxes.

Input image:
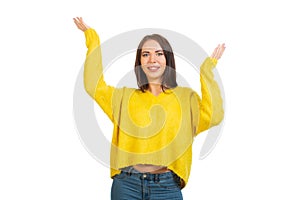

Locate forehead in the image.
[141,39,162,51]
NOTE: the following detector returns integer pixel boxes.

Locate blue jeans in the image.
[111,167,183,200]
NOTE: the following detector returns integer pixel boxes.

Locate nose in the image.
[149,54,156,63]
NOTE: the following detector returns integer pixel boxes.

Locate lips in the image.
[147,65,160,72]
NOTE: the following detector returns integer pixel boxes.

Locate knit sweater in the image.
[83,28,224,188]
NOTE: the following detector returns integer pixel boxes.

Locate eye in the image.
[142,53,149,57]
[156,52,164,56]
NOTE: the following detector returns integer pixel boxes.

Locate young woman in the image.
[74,17,225,200]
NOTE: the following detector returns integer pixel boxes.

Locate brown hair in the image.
[134,34,178,92]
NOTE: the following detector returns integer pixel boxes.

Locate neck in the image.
[148,83,162,96]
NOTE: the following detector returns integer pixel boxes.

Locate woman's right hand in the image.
[73,17,90,32]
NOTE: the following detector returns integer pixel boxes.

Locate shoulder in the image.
[171,87,199,102]
[118,87,142,96]
[173,86,195,95]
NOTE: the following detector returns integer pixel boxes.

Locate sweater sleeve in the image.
[191,57,224,136]
[83,28,116,121]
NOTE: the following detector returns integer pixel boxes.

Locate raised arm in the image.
[73,17,117,121]
[73,17,102,97]
[192,44,226,136]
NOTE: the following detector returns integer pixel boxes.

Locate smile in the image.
[147,66,160,72]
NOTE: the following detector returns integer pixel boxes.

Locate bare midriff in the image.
[133,164,170,174]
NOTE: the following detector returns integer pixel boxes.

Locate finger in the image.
[78,17,89,30]
[74,20,84,31]
[76,17,84,26]
[211,43,226,60]
[73,19,80,28]
[78,17,83,23]
[215,46,222,59]
[79,17,85,25]
[73,17,78,24]
[74,19,82,28]
[73,17,81,26]
[216,44,222,59]
[76,17,83,24]
[216,44,226,59]
[211,44,219,58]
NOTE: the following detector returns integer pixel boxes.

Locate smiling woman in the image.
[141,44,166,84]
[135,34,176,96]
[73,16,225,200]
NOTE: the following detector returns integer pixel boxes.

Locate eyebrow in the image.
[142,50,164,53]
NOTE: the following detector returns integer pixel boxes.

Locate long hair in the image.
[134,34,178,92]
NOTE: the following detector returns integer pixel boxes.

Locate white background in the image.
[1,0,300,199]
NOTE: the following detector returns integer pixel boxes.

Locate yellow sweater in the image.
[83,28,224,188]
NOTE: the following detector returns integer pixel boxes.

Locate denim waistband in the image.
[120,166,178,181]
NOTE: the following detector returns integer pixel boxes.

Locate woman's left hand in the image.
[210,43,226,60]
[73,17,90,32]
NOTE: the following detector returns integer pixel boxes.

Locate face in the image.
[140,39,166,84]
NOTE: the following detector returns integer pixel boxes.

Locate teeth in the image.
[147,66,159,70]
